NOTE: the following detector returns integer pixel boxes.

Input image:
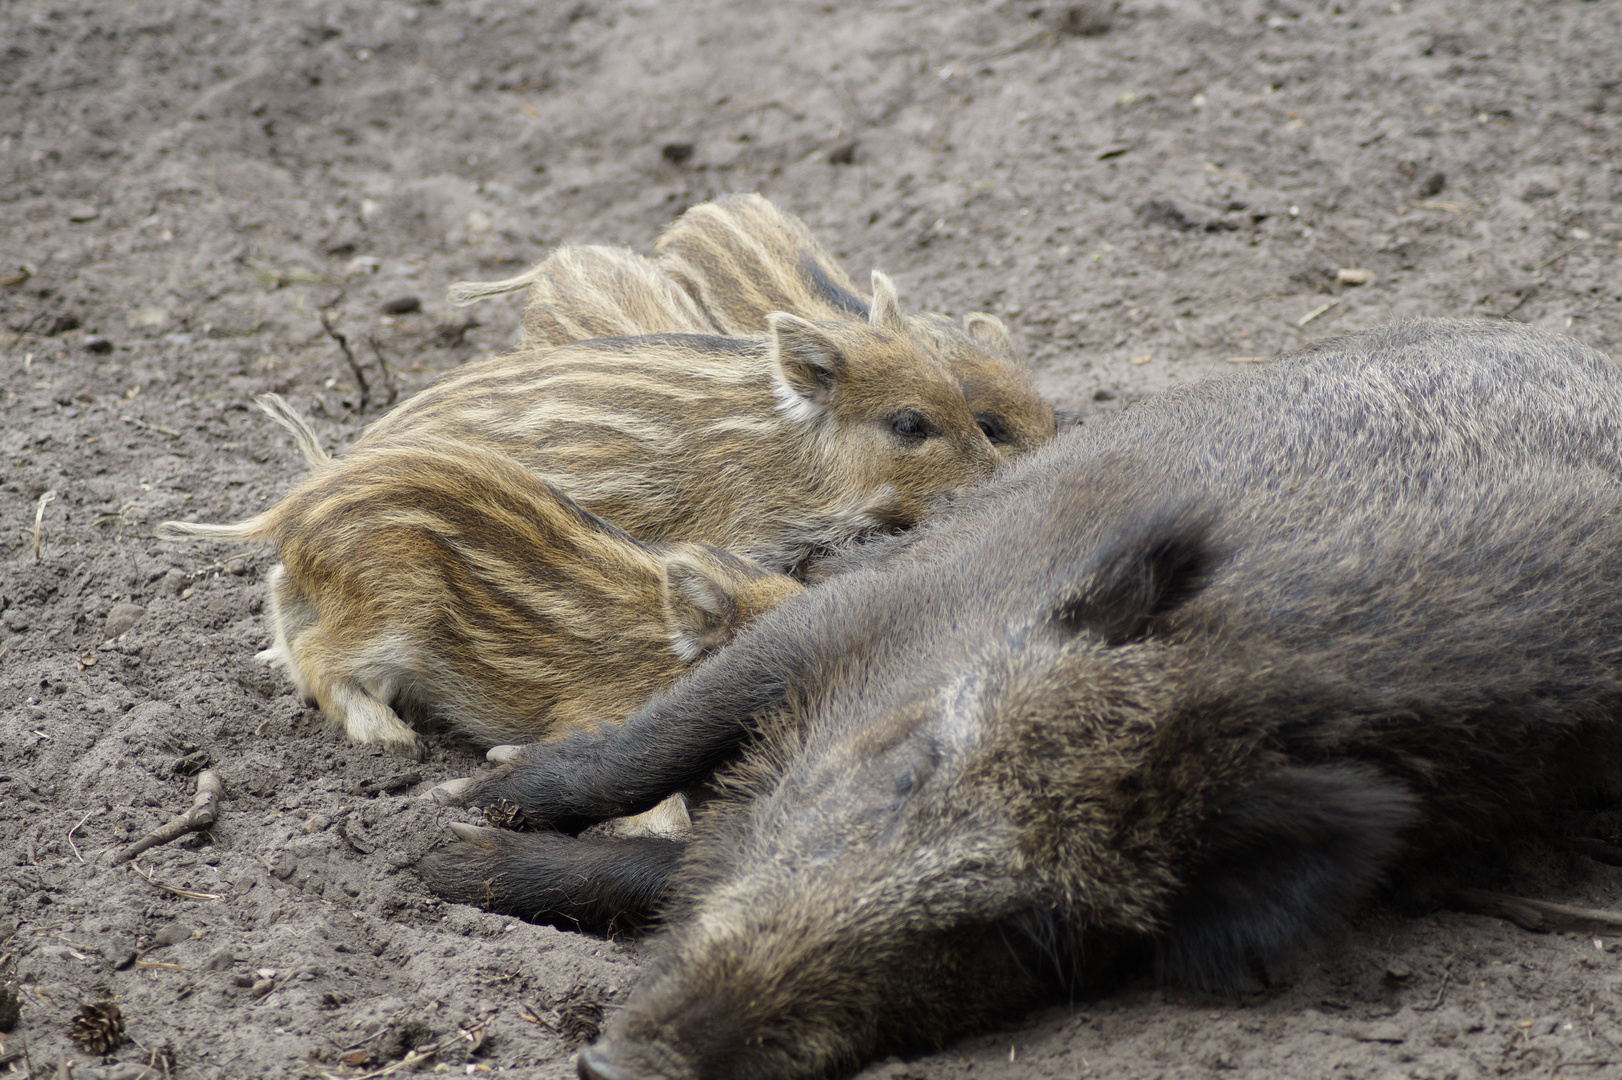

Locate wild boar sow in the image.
[423,320,1622,1080]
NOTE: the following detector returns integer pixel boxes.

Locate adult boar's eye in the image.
[890,410,936,440]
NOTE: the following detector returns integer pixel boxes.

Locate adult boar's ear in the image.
[1157,764,1418,990]
[962,311,1018,359]
[1051,509,1213,644]
[868,270,908,334]
[662,560,739,663]
[768,312,847,418]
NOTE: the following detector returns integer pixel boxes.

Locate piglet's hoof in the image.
[486,744,526,764]
[426,777,475,804]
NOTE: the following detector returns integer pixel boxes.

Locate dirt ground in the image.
[3,0,1622,1076]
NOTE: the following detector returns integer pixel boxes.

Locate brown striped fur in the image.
[352,302,1000,576]
[449,244,719,348]
[159,404,801,759]
[653,193,1057,458]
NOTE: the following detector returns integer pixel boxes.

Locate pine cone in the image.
[482,798,526,830]
[69,1001,125,1053]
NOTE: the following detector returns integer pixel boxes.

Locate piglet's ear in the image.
[1156,764,1418,991]
[663,561,737,663]
[768,312,847,414]
[962,311,1018,359]
[1052,511,1212,644]
[868,270,907,334]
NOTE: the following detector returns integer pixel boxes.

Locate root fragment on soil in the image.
[320,310,371,412]
[66,809,96,864]
[1452,888,1622,936]
[364,334,400,407]
[111,771,223,866]
[1296,297,1342,327]
[32,489,57,561]
[127,862,223,901]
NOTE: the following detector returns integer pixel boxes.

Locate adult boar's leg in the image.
[433,611,815,832]
[420,825,685,932]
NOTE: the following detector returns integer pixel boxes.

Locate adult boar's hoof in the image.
[426,777,475,804]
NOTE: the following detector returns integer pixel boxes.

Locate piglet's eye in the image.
[976,414,1011,445]
[890,411,936,440]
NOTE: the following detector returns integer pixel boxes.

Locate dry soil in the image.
[3,1,1622,1077]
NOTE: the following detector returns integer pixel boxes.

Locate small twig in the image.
[132,1047,161,1080]
[364,335,400,407]
[1296,297,1343,327]
[66,809,96,864]
[1537,243,1582,271]
[321,311,370,412]
[1413,955,1456,1012]
[126,861,223,901]
[120,415,182,438]
[32,489,57,561]
[111,771,223,866]
[1452,888,1622,936]
[1490,288,1537,320]
[310,1023,487,1080]
[978,27,1058,62]
[1408,199,1483,214]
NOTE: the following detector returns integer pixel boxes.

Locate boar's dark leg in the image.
[420,824,684,933]
[1449,888,1622,936]
[1154,764,1419,990]
[446,614,816,831]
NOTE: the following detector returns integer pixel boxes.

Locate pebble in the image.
[104,602,146,640]
[67,205,101,222]
[380,295,421,315]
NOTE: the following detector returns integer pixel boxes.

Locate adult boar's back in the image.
[424,319,1622,1080]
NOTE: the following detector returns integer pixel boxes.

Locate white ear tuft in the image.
[663,560,734,663]
[868,270,906,333]
[768,311,846,418]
